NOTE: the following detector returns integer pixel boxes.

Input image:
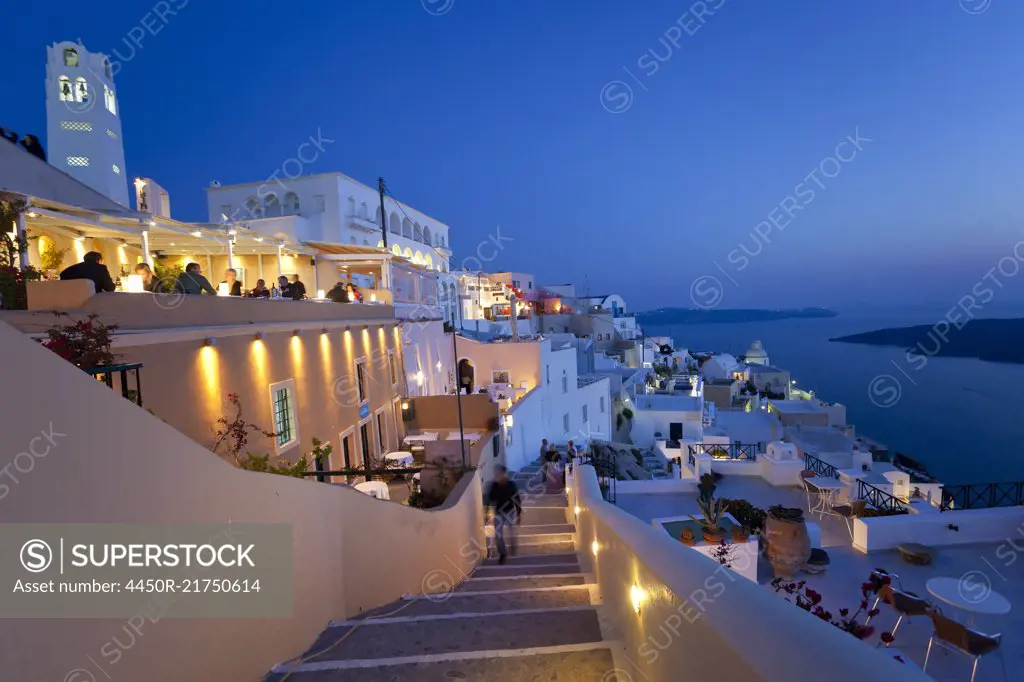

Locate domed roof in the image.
[745,340,769,360]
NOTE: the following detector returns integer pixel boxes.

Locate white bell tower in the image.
[45,40,129,207]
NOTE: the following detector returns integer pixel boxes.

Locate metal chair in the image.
[923,610,1004,682]
[831,499,867,540]
[800,470,822,518]
[864,584,931,643]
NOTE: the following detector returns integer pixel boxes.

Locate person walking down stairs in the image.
[487,465,522,565]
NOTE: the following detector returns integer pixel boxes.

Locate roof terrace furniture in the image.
[869,584,932,643]
[353,480,390,500]
[804,475,844,519]
[923,610,1004,682]
[926,577,1011,625]
[832,499,867,540]
[899,543,935,566]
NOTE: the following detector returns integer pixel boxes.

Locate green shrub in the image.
[721,498,767,533]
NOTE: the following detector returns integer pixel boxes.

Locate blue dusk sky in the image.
[4,0,1024,311]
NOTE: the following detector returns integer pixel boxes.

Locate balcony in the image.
[348,214,382,234]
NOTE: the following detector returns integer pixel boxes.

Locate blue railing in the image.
[804,453,840,479]
[857,479,908,513]
[85,362,144,407]
[940,482,1024,512]
[688,443,758,461]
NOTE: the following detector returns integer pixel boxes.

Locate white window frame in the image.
[375,407,389,454]
[269,379,299,455]
[355,357,369,405]
[338,426,355,472]
[388,350,398,386]
[357,414,377,468]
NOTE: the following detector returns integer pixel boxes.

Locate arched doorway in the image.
[457,359,475,395]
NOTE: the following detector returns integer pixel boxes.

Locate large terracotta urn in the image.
[764,506,810,578]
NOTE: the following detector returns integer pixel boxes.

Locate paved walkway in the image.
[267,460,619,681]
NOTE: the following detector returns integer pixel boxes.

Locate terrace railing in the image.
[85,362,143,407]
[688,443,758,461]
[804,453,840,479]
[856,479,908,514]
[577,449,617,504]
[940,482,1024,512]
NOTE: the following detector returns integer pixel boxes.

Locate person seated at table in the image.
[133,262,160,292]
[60,251,115,293]
[174,262,217,295]
[248,279,270,298]
[348,283,363,303]
[277,275,291,299]
[289,274,307,300]
[327,281,349,303]
[221,268,242,296]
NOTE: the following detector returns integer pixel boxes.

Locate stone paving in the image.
[267,467,620,681]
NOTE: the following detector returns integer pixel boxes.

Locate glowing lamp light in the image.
[148,220,157,227]
[134,178,147,190]
[255,236,264,242]
[217,282,230,296]
[415,371,424,386]
[591,540,599,557]
[73,235,86,242]
[203,337,216,347]
[436,361,443,371]
[370,293,377,303]
[401,401,410,411]
[630,585,647,614]
[191,231,202,238]
[26,211,38,219]
[123,274,144,293]
[316,289,325,299]
[504,413,514,429]
[574,505,581,516]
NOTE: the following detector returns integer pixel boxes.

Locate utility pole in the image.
[378,177,389,249]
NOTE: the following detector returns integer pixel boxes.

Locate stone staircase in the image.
[266,467,617,681]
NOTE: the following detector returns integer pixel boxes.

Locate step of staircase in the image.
[483,551,578,566]
[268,645,617,681]
[515,523,575,535]
[474,562,582,577]
[520,508,570,525]
[282,607,603,662]
[521,495,568,508]
[455,575,587,591]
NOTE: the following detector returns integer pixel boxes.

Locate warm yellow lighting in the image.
[370,293,377,303]
[316,289,325,299]
[148,220,157,227]
[401,401,410,411]
[591,540,599,557]
[217,282,230,296]
[251,338,268,389]
[37,235,54,258]
[73,235,86,242]
[255,236,264,242]
[124,274,144,293]
[574,505,581,516]
[504,413,514,429]
[134,178,147,190]
[415,370,424,386]
[191,230,202,238]
[72,239,85,261]
[436,361,443,371]
[630,585,647,614]
[198,345,221,422]
[228,229,237,236]
[26,211,38,219]
[117,244,127,265]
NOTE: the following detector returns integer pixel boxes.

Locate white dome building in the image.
[744,340,770,366]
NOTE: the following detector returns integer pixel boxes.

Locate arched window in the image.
[413,251,423,265]
[375,206,385,228]
[403,247,413,259]
[58,76,73,102]
[64,48,78,67]
[402,218,413,239]
[103,85,116,115]
[440,235,446,248]
[74,77,89,103]
[360,202,368,219]
[264,194,281,217]
[423,226,432,245]
[283,192,300,215]
[245,197,261,218]
[391,212,402,236]
[424,253,433,268]
[104,59,112,79]
[392,244,402,257]
[413,223,423,243]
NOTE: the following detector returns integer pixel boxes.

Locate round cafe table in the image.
[384,451,414,467]
[926,576,1011,624]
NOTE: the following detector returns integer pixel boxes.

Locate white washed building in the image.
[45,40,129,206]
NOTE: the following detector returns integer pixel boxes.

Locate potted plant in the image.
[690,474,730,544]
[680,527,697,546]
[731,525,749,543]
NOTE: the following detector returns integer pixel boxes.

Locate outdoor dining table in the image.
[806,477,844,518]
[353,480,390,501]
[926,576,1012,625]
[384,451,414,467]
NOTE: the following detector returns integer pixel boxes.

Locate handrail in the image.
[687,443,758,461]
[804,453,839,479]
[940,482,1024,512]
[856,479,907,513]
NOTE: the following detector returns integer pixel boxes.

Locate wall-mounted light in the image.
[415,371,424,386]
[362,325,369,331]
[321,328,328,335]
[401,401,410,411]
[630,585,647,614]
[344,326,351,333]
[574,505,581,516]
[504,413,514,430]
[203,337,216,347]
[191,230,202,238]
[591,540,599,557]
[255,236,264,242]
[436,361,443,371]
[254,332,265,341]
[148,220,157,227]
[228,229,237,236]
[73,235,86,242]
[370,293,377,303]
[26,211,38,219]
[292,330,301,338]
